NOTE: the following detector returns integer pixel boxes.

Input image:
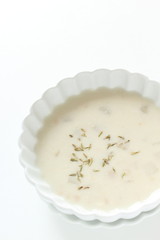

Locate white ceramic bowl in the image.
[20,69,160,224]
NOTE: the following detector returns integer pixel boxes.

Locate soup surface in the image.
[36,88,160,211]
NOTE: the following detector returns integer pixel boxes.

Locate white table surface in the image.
[1,0,160,239]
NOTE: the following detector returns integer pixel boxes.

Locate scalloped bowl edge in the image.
[19,69,160,223]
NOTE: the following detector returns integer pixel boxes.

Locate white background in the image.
[1,0,160,239]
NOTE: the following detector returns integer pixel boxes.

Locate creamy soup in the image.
[36,88,160,211]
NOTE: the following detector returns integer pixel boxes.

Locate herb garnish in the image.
[70,158,78,162]
[78,186,90,190]
[118,136,125,140]
[122,172,126,178]
[98,131,103,137]
[68,128,141,189]
[72,144,84,151]
[131,151,140,155]
[83,153,88,158]
[107,143,116,149]
[69,173,77,177]
[104,134,111,140]
[81,128,87,137]
[85,144,92,150]
[83,158,93,166]
[102,152,114,167]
